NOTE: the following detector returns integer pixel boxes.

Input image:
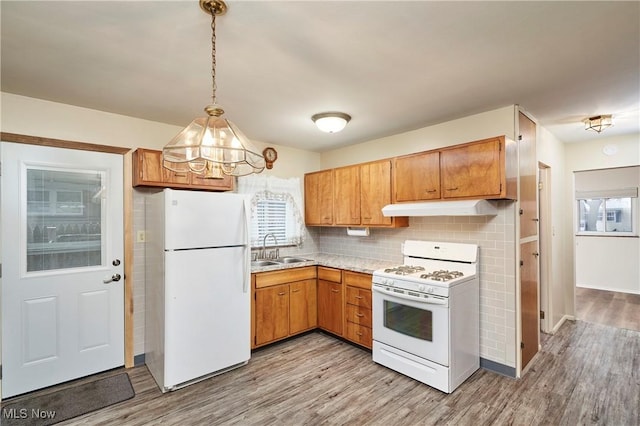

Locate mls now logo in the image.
[3,408,56,420]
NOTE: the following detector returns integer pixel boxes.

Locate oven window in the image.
[383,300,432,341]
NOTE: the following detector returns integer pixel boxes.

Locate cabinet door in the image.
[361,160,392,226]
[289,279,317,335]
[190,173,234,191]
[440,138,502,199]
[345,322,372,349]
[394,151,441,201]
[334,165,361,226]
[133,149,165,185]
[304,170,334,225]
[255,284,289,346]
[317,280,343,336]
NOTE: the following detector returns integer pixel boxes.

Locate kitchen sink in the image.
[251,260,280,267]
[275,257,310,264]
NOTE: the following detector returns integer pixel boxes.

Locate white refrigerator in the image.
[145,189,251,392]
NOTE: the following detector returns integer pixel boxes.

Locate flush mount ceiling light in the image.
[584,114,614,133]
[162,0,265,178]
[311,112,352,133]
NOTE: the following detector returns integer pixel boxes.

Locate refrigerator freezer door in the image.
[163,246,250,388]
[163,189,248,250]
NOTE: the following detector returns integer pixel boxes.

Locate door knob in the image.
[103,273,122,284]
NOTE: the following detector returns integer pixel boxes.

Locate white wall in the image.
[320,105,517,168]
[565,134,640,306]
[537,126,571,330]
[1,92,182,149]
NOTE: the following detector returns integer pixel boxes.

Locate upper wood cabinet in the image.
[361,160,393,226]
[394,151,441,202]
[334,165,361,226]
[440,137,503,199]
[394,136,516,202]
[132,148,234,192]
[305,159,407,228]
[304,170,334,226]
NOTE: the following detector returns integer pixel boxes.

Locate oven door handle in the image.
[373,286,448,306]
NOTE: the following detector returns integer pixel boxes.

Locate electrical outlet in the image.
[137,230,146,243]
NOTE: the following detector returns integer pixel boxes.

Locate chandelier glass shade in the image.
[162,0,265,178]
[584,115,613,133]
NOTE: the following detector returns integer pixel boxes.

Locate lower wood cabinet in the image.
[252,267,317,348]
[343,271,373,349]
[317,267,343,336]
[252,266,373,350]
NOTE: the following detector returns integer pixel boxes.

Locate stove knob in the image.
[418,284,425,292]
[426,286,435,294]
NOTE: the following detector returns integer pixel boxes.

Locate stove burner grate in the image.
[419,269,465,282]
[383,265,426,275]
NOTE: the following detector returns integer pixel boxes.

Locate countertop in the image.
[251,253,397,275]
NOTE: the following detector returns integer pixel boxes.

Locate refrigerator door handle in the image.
[242,196,251,294]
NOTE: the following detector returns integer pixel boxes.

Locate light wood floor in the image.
[575,286,640,332]
[14,319,635,425]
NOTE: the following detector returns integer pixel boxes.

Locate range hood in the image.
[382,200,498,217]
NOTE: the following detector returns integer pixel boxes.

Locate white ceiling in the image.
[2,1,638,152]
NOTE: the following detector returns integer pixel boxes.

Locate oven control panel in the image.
[372,275,449,298]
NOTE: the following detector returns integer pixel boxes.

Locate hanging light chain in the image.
[210,9,217,106]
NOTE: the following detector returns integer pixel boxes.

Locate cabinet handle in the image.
[278,292,286,296]
[446,187,459,191]
[291,289,300,293]
[355,295,363,299]
[175,173,187,177]
[425,189,437,193]
[356,313,364,318]
[331,289,340,293]
[356,332,363,336]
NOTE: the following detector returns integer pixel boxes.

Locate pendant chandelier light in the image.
[163,0,265,178]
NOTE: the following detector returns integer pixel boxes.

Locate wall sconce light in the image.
[584,115,613,133]
[311,112,351,133]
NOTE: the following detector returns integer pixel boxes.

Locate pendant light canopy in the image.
[163,0,265,178]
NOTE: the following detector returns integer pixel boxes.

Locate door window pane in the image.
[26,168,104,272]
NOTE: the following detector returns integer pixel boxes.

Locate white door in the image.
[1,142,124,398]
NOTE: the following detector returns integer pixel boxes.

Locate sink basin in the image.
[251,260,280,267]
[275,257,310,264]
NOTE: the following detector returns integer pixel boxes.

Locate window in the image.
[578,197,635,235]
[237,175,305,248]
[252,198,288,246]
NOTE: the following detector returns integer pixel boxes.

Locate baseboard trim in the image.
[551,315,575,334]
[134,354,145,367]
[480,357,516,378]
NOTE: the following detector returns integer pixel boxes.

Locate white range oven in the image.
[372,240,479,393]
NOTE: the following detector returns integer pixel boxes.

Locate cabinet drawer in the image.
[345,322,372,349]
[345,304,372,328]
[318,267,341,283]
[343,271,372,290]
[345,286,371,309]
[255,266,317,288]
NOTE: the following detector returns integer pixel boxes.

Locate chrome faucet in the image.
[261,233,279,259]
